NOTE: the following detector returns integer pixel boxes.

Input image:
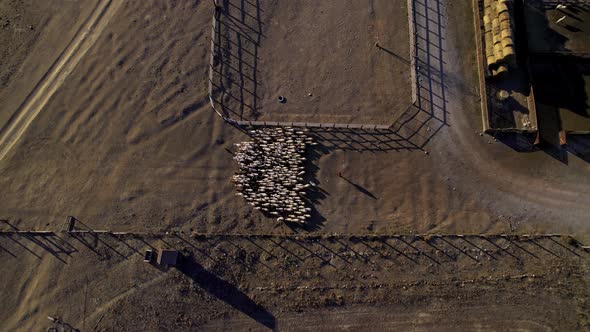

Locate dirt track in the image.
[0,0,589,330]
[0,230,587,330]
[0,0,121,161]
[204,304,564,331]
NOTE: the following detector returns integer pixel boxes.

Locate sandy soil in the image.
[0,0,588,239]
[0,0,99,127]
[1,232,588,331]
[0,0,589,330]
[0,0,121,161]
[212,0,412,124]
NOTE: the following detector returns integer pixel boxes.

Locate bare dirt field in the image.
[1,232,588,331]
[0,0,99,127]
[211,0,413,124]
[0,0,589,330]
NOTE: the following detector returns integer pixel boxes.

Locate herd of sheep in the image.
[232,127,317,224]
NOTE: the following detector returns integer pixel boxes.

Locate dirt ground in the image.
[0,0,98,127]
[0,0,589,331]
[0,232,588,331]
[212,0,412,124]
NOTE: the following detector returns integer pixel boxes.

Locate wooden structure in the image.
[482,0,516,77]
[157,249,179,266]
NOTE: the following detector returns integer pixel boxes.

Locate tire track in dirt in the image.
[84,272,171,327]
[0,0,122,161]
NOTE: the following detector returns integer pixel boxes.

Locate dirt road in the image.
[203,304,559,331]
[0,0,121,161]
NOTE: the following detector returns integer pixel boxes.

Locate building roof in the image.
[157,249,179,266]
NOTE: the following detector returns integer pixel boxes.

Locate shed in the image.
[157,249,179,266]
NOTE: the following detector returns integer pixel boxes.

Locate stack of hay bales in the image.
[232,127,317,224]
[483,0,516,77]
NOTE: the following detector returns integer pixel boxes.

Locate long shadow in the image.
[299,141,328,231]
[396,236,440,265]
[359,239,389,259]
[0,241,16,257]
[214,0,448,153]
[377,44,412,65]
[461,237,497,260]
[177,254,276,330]
[111,234,141,255]
[4,233,41,258]
[26,235,68,263]
[438,236,479,262]
[380,238,418,264]
[308,127,413,152]
[1,221,75,261]
[70,219,127,259]
[176,234,223,264]
[527,238,559,257]
[422,237,455,261]
[69,233,103,258]
[267,238,304,262]
[285,237,336,268]
[548,236,581,257]
[407,0,448,143]
[505,236,539,259]
[567,133,590,162]
[494,0,590,162]
[483,236,520,260]
[21,233,77,264]
[211,0,262,121]
[339,175,377,200]
[334,238,369,263]
[494,131,539,152]
[91,233,126,259]
[313,239,351,265]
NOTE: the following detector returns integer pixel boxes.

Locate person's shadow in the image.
[176,254,276,330]
[339,174,377,200]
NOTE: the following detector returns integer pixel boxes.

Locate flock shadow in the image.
[227,0,450,228]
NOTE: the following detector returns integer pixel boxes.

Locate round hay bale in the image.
[503,45,514,57]
[501,37,513,48]
[485,44,494,57]
[485,31,494,45]
[499,11,510,22]
[496,2,509,14]
[494,43,503,57]
[487,55,497,68]
[496,89,510,101]
[500,20,511,30]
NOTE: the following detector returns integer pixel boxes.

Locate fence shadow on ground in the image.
[3,225,585,271]
[177,253,276,330]
[210,0,262,121]
[211,0,448,152]
[1,225,587,328]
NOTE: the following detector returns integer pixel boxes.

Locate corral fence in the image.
[206,0,445,150]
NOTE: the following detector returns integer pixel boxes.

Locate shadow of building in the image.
[177,253,276,330]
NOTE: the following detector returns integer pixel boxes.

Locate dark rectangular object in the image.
[157,249,179,266]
